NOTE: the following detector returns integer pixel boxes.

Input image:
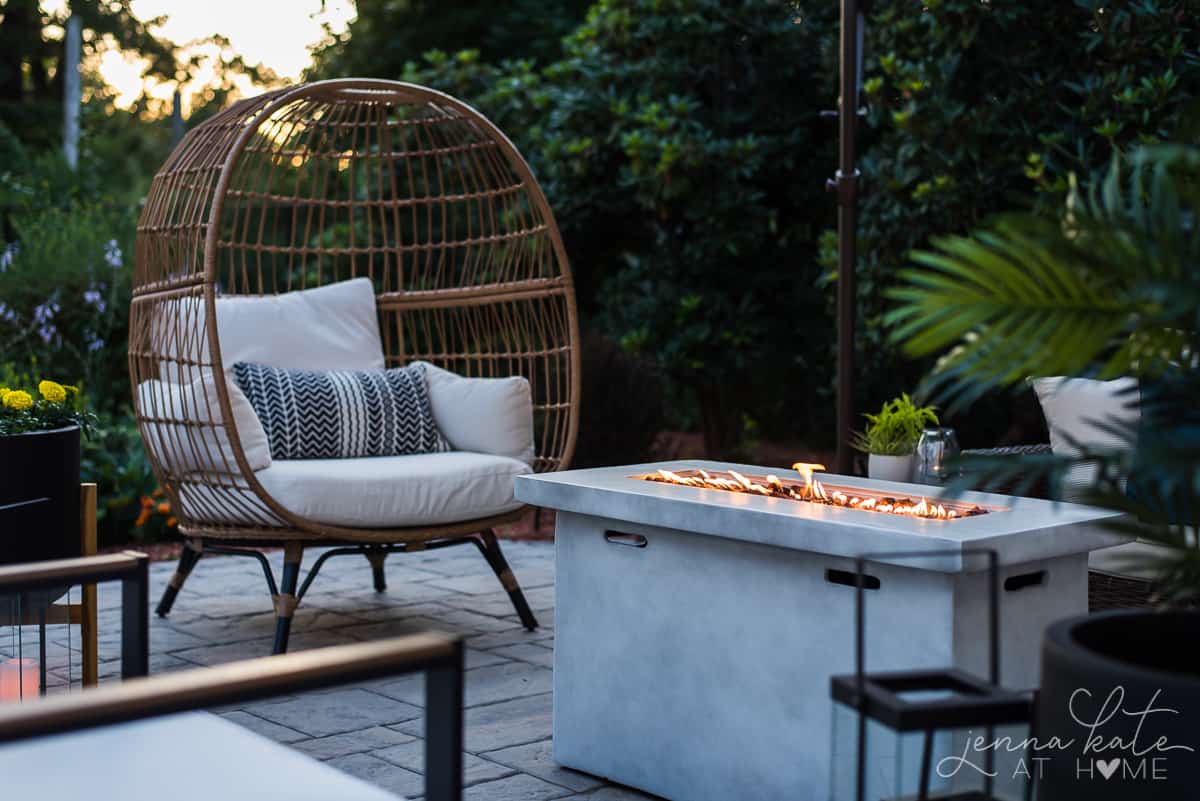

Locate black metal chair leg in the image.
[366,549,387,592]
[155,539,202,617]
[272,543,304,655]
[475,530,538,630]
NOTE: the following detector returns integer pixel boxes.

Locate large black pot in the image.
[0,425,82,566]
[1034,609,1200,800]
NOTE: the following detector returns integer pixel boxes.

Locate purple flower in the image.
[104,239,123,269]
[33,300,60,323]
[0,243,16,272]
[33,296,61,344]
[83,288,107,313]
[0,301,17,324]
[87,337,105,352]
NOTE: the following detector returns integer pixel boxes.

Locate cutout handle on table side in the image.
[1003,570,1046,592]
[826,568,881,591]
[603,531,648,548]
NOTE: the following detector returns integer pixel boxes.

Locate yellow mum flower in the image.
[0,387,10,403]
[38,380,67,403]
[3,390,33,411]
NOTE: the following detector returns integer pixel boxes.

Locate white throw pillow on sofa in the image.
[155,278,384,374]
[417,361,536,467]
[137,373,272,474]
[1032,376,1139,499]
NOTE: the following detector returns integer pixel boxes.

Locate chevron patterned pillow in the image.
[231,362,448,460]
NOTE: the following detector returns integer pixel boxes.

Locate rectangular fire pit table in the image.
[514,460,1130,801]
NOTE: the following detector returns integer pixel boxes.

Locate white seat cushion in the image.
[254,451,530,528]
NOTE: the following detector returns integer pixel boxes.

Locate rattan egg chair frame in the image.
[130,79,579,653]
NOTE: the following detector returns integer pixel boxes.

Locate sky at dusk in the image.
[42,0,357,111]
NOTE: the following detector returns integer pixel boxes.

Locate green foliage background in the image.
[309,0,594,74]
[2,0,1199,543]
[374,0,843,455]
[313,0,1200,454]
[846,0,1200,439]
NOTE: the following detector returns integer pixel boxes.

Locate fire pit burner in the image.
[637,465,988,520]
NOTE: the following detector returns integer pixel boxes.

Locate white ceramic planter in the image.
[868,452,913,482]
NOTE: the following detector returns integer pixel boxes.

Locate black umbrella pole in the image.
[834,0,861,476]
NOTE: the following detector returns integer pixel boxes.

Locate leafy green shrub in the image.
[844,0,1200,419]
[850,393,938,456]
[0,177,135,414]
[310,0,592,74]
[79,409,164,546]
[401,0,840,457]
[572,335,668,468]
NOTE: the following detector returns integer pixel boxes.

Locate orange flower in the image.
[152,488,164,498]
[156,502,170,515]
[141,496,154,508]
[134,509,150,527]
[166,517,178,528]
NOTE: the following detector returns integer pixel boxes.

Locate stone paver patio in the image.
[94,541,654,801]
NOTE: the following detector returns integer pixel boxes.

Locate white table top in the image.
[516,459,1132,570]
[0,711,404,800]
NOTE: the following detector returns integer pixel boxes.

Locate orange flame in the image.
[643,465,985,520]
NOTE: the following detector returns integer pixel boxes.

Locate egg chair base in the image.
[155,527,539,655]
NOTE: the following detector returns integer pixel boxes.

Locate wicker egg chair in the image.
[130,79,579,653]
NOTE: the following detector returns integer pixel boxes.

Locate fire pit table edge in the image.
[515,459,1133,571]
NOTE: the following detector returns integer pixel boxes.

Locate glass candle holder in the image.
[914,427,960,485]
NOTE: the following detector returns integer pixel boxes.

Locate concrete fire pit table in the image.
[514,460,1130,801]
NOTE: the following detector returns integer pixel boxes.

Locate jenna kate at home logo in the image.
[937,686,1195,783]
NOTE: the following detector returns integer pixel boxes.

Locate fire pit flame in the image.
[641,465,987,520]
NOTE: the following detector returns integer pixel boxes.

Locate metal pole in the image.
[833,0,861,475]
[62,13,81,170]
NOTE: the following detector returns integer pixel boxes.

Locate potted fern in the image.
[888,146,1200,799]
[0,379,93,566]
[850,393,938,482]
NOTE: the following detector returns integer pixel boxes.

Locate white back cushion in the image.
[418,362,536,467]
[216,278,384,370]
[1032,376,1139,500]
[155,278,384,377]
[137,373,272,474]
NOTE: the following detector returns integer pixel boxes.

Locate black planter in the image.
[0,425,82,566]
[1035,610,1200,800]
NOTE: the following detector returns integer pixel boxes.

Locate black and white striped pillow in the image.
[231,362,448,460]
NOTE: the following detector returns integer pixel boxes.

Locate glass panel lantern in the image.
[831,672,1033,800]
[830,550,1033,801]
[0,584,89,704]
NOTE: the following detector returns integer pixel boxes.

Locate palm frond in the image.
[887,149,1200,410]
[890,146,1200,604]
